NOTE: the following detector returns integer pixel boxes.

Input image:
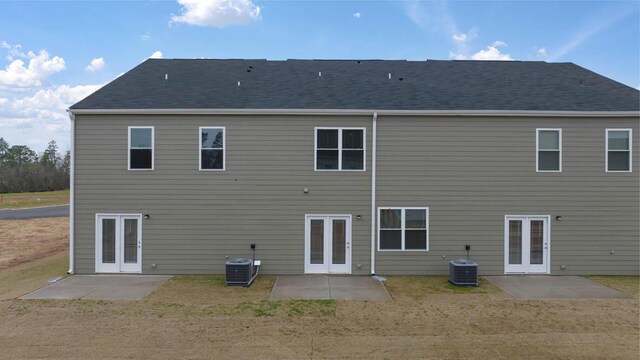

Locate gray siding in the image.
[74,114,640,276]
[375,117,639,275]
[74,115,372,275]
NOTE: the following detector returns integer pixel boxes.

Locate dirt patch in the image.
[0,217,68,270]
[1,266,638,359]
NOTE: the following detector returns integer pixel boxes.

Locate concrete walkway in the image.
[485,276,632,299]
[270,275,392,301]
[20,275,171,300]
[0,205,69,219]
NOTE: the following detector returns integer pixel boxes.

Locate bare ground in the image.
[0,272,638,359]
[0,217,68,270]
[0,219,638,359]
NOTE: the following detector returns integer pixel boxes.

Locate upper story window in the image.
[606,129,632,172]
[128,126,154,170]
[315,128,365,171]
[200,127,225,171]
[536,129,562,172]
[379,207,429,251]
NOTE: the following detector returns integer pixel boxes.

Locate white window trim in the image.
[128,126,154,171]
[199,126,226,171]
[377,207,429,252]
[536,128,562,173]
[605,129,632,173]
[314,127,366,172]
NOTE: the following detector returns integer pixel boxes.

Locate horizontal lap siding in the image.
[74,115,372,275]
[375,117,639,275]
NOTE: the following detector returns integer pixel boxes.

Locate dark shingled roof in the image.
[71,59,640,111]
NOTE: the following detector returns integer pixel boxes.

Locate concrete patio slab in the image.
[20,275,171,300]
[485,276,632,300]
[270,275,391,301]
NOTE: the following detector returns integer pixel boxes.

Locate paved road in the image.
[0,205,69,220]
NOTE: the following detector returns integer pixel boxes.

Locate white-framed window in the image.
[199,127,225,171]
[606,129,632,173]
[536,129,562,172]
[315,127,365,171]
[378,207,429,251]
[128,126,154,170]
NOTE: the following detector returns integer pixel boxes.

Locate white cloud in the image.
[448,52,467,60]
[0,41,29,61]
[353,12,361,19]
[0,49,65,89]
[536,47,548,59]
[85,57,105,72]
[149,51,163,59]
[170,0,261,28]
[449,41,514,61]
[0,83,102,150]
[452,29,478,43]
[471,41,513,61]
[140,33,152,41]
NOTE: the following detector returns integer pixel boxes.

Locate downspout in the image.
[67,110,75,274]
[370,112,377,275]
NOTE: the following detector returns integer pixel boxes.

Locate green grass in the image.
[384,276,502,300]
[584,276,639,298]
[0,190,69,209]
[0,253,68,301]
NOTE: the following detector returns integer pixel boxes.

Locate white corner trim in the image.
[67,110,75,274]
[370,112,377,275]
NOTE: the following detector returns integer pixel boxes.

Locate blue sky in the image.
[0,0,638,152]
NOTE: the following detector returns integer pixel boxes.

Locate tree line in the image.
[0,138,70,193]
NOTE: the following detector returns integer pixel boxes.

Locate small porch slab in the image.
[20,275,172,300]
[269,275,392,301]
[485,275,632,299]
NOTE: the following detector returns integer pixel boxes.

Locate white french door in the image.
[304,215,351,274]
[96,214,142,273]
[504,215,550,274]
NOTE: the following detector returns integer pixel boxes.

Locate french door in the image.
[304,215,351,274]
[96,214,142,273]
[504,216,550,274]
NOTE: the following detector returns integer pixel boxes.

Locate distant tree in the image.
[0,139,69,193]
[5,145,38,166]
[0,137,8,165]
[41,140,60,168]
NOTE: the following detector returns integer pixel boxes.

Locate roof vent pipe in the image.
[164,74,168,81]
[388,73,391,80]
[237,81,241,87]
[318,71,322,78]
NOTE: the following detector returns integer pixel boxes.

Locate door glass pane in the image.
[332,220,346,265]
[310,219,324,264]
[123,219,138,264]
[530,220,544,265]
[102,219,116,264]
[508,220,522,265]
